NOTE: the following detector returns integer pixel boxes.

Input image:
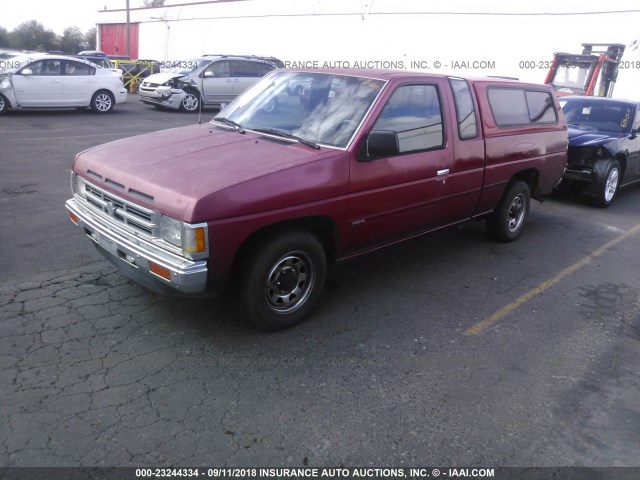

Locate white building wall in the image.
[97,0,640,99]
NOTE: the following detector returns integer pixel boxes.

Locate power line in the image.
[141,8,640,23]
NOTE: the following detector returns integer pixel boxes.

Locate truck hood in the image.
[567,125,627,147]
[73,123,344,222]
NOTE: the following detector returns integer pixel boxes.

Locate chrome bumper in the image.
[65,198,208,294]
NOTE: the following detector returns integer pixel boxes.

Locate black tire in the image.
[594,160,620,208]
[180,90,201,112]
[90,90,115,113]
[487,181,531,242]
[235,229,327,330]
[262,97,277,113]
[0,94,9,115]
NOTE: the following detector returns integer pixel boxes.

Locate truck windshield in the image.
[215,71,386,148]
[562,99,634,133]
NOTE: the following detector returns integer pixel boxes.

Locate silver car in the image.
[138,55,282,112]
[0,54,127,114]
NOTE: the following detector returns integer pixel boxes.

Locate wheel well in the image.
[92,89,115,101]
[512,169,539,196]
[183,87,201,97]
[0,92,10,110]
[230,216,339,280]
[615,152,627,177]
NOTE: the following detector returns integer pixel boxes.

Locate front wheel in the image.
[594,160,620,208]
[0,94,10,115]
[487,181,531,242]
[90,90,114,113]
[180,90,201,112]
[235,229,327,330]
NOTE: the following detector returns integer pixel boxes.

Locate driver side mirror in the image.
[21,68,33,76]
[631,127,640,139]
[362,130,399,161]
[203,70,214,78]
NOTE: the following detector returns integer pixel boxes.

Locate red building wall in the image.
[100,23,139,59]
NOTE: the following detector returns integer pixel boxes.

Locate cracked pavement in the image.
[1,100,639,468]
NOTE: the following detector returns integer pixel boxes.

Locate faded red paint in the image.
[99,23,139,59]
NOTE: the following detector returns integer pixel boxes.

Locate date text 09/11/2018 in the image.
[134,467,496,478]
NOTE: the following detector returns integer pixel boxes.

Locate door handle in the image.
[225,79,233,82]
[437,169,450,176]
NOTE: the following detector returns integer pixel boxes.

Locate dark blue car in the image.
[560,96,640,206]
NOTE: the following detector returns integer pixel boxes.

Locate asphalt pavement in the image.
[0,96,639,468]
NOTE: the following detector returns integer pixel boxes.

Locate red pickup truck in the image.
[66,69,567,329]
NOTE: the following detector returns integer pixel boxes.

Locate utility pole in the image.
[126,0,131,59]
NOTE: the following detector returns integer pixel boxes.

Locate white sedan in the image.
[0,54,127,114]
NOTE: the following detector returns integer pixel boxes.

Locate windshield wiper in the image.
[252,128,320,150]
[213,116,245,134]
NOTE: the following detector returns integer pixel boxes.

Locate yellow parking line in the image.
[464,222,640,336]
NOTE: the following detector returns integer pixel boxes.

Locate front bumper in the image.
[65,197,208,294]
[562,166,594,183]
[139,86,185,110]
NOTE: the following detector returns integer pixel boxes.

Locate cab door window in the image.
[63,61,95,76]
[231,60,267,78]
[205,61,231,78]
[22,59,62,76]
[372,84,444,153]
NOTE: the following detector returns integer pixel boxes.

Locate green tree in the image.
[59,26,85,53]
[9,20,58,51]
[83,27,97,51]
[0,26,11,49]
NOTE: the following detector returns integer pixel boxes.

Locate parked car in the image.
[0,50,25,60]
[560,96,640,206]
[75,50,113,69]
[66,69,567,329]
[138,54,283,112]
[0,54,127,114]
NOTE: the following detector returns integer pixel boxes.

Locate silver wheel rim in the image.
[265,251,316,314]
[183,94,199,111]
[507,194,526,232]
[95,93,112,112]
[0,96,4,111]
[262,99,275,112]
[604,168,619,202]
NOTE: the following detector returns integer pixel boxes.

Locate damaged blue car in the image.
[560,96,640,206]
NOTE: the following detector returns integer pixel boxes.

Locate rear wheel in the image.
[180,90,201,112]
[487,181,531,242]
[91,90,114,113]
[594,160,620,208]
[235,229,327,330]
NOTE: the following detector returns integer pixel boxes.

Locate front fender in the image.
[582,158,617,197]
[0,75,18,108]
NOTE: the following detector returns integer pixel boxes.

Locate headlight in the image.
[161,215,182,247]
[71,173,87,198]
[160,215,208,258]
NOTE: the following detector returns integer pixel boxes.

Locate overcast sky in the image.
[0,0,128,33]
[2,0,640,34]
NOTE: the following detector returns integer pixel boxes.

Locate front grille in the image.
[83,181,160,239]
[142,82,161,88]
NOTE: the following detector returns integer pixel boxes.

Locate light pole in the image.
[126,0,130,59]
